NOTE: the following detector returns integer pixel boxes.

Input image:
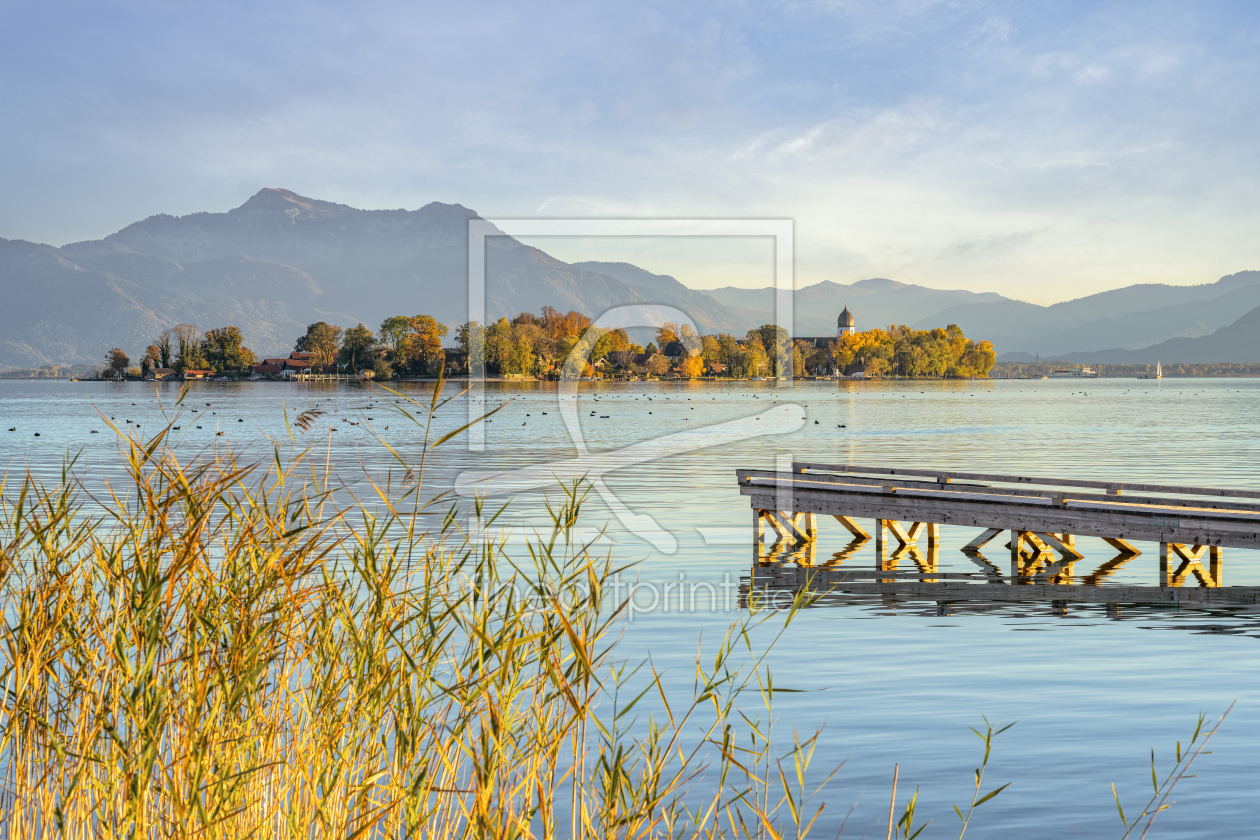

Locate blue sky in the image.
[3,0,1259,302]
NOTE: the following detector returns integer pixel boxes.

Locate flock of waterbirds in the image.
[0,385,1248,439]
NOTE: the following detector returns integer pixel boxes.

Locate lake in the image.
[2,376,1257,838]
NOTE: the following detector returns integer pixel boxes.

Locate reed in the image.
[0,386,834,839]
[0,382,1227,838]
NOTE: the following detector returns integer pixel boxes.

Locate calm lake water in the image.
[2,376,1258,838]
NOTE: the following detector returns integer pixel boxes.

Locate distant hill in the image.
[572,261,744,334]
[4,186,1259,368]
[0,237,357,367]
[919,271,1260,356]
[1057,303,1260,364]
[0,189,662,367]
[702,278,1014,337]
[100,188,649,330]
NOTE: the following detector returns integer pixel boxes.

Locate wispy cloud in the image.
[2,0,1259,303]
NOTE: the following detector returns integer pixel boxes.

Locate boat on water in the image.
[1048,365,1100,379]
[1141,362,1163,380]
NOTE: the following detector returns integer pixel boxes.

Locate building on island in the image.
[837,305,856,337]
[791,304,859,373]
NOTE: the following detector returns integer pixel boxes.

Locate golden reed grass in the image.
[0,385,837,839]
[0,381,1227,838]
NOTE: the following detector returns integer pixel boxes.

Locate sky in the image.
[2,0,1259,303]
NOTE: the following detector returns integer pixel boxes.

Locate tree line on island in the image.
[98,307,996,380]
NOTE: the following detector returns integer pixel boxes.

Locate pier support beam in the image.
[963,528,1003,551]
[756,510,814,544]
[1102,537,1141,556]
[832,515,871,540]
[876,519,938,550]
[1159,543,1222,587]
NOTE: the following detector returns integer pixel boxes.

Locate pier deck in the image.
[737,463,1260,589]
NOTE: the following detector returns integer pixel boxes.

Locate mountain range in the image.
[0,188,1257,368]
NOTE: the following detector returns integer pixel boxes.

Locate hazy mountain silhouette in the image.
[1055,303,1260,363]
[0,189,662,366]
[572,261,743,334]
[922,271,1260,356]
[703,278,1013,336]
[3,187,1259,368]
[101,188,650,328]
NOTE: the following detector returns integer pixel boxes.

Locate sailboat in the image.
[1154,361,1162,379]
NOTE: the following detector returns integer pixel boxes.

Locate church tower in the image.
[837,305,856,337]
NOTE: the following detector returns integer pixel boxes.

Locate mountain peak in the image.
[231,188,353,219]
[852,277,908,291]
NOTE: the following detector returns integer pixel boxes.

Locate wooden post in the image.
[875,539,896,579]
[926,523,940,547]
[1210,546,1224,587]
[1159,542,1172,587]
[1010,531,1024,580]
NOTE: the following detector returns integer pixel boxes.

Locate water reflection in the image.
[741,561,1260,637]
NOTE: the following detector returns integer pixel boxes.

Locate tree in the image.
[457,322,486,373]
[379,316,411,357]
[155,330,173,368]
[340,323,377,369]
[609,350,638,370]
[172,323,201,371]
[372,356,393,381]
[644,342,658,355]
[656,323,680,346]
[105,348,130,379]
[485,318,513,374]
[142,344,162,373]
[679,355,705,378]
[403,315,448,373]
[203,326,255,372]
[590,328,629,364]
[701,335,723,365]
[752,325,791,376]
[645,354,671,376]
[296,322,344,371]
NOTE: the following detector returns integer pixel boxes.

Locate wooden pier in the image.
[738,463,1260,590]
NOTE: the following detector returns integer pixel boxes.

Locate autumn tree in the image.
[379,316,411,357]
[296,322,344,372]
[678,354,705,378]
[645,354,671,376]
[142,344,163,373]
[202,327,255,372]
[105,348,129,379]
[751,325,791,376]
[403,315,449,373]
[589,327,629,365]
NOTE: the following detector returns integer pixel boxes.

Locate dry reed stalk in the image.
[0,385,830,839]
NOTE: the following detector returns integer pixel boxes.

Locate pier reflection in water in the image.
[747,523,1260,611]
